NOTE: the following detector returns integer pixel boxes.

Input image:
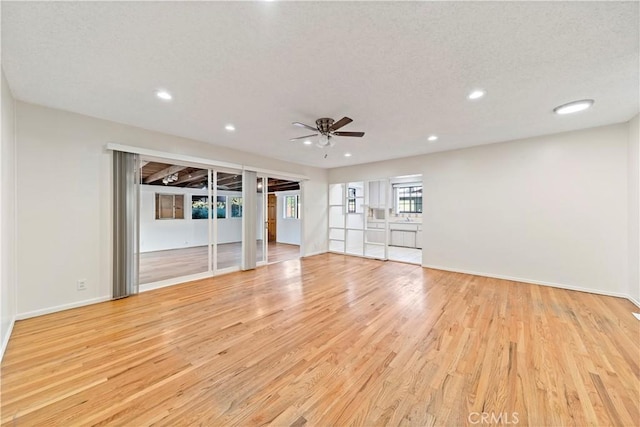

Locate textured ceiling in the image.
[2,1,638,168]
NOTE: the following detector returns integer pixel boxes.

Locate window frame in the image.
[394,185,423,214]
[283,195,300,219]
[347,187,356,213]
[155,193,184,220]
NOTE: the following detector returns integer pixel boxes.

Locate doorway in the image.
[329,174,423,265]
[265,177,302,264]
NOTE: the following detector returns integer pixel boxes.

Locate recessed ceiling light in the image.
[225,124,236,131]
[344,153,352,157]
[427,135,438,142]
[303,140,312,145]
[553,99,594,115]
[155,90,172,101]
[467,89,486,100]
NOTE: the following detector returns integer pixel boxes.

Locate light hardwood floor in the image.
[2,254,638,426]
[139,241,300,283]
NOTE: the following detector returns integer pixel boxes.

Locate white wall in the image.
[1,70,17,359]
[628,114,640,306]
[15,102,328,317]
[330,123,630,297]
[275,190,301,245]
[140,185,249,252]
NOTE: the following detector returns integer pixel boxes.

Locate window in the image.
[284,195,299,219]
[395,186,422,213]
[191,195,209,219]
[230,197,243,218]
[216,196,227,219]
[347,187,356,213]
[155,194,184,219]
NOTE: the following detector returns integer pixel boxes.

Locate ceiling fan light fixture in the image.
[317,134,331,148]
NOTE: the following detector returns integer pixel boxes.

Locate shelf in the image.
[345,227,365,231]
[364,242,385,246]
[329,238,345,242]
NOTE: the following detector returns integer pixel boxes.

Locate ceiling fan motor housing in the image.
[316,118,335,134]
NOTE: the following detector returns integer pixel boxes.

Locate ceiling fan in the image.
[290,117,365,148]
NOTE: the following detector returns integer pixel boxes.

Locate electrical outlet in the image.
[77,279,87,291]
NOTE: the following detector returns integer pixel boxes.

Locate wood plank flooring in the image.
[139,241,300,283]
[2,254,639,426]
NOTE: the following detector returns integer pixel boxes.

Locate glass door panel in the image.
[216,170,243,271]
[257,176,266,264]
[138,160,210,284]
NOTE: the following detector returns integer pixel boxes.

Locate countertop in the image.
[367,218,422,225]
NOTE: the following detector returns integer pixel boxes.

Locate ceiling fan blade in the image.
[292,122,318,132]
[333,131,365,137]
[329,116,353,131]
[289,134,318,141]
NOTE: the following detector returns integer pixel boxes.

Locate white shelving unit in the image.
[364,179,388,260]
[329,176,422,264]
[328,183,346,253]
[345,182,365,257]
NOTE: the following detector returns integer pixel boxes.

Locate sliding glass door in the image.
[215,170,243,272]
[110,144,316,299]
[138,160,210,285]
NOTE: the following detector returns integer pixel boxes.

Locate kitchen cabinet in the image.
[390,230,416,248]
[367,180,387,208]
[390,230,403,246]
[366,230,385,244]
[389,223,421,248]
[365,221,385,244]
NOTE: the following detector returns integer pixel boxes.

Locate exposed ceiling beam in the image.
[216,174,240,184]
[171,169,208,186]
[269,183,300,192]
[144,165,187,184]
[139,160,149,169]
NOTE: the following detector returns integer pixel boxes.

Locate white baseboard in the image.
[628,296,640,309]
[139,271,215,293]
[1,317,15,362]
[16,296,111,320]
[422,264,631,300]
[302,250,327,258]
